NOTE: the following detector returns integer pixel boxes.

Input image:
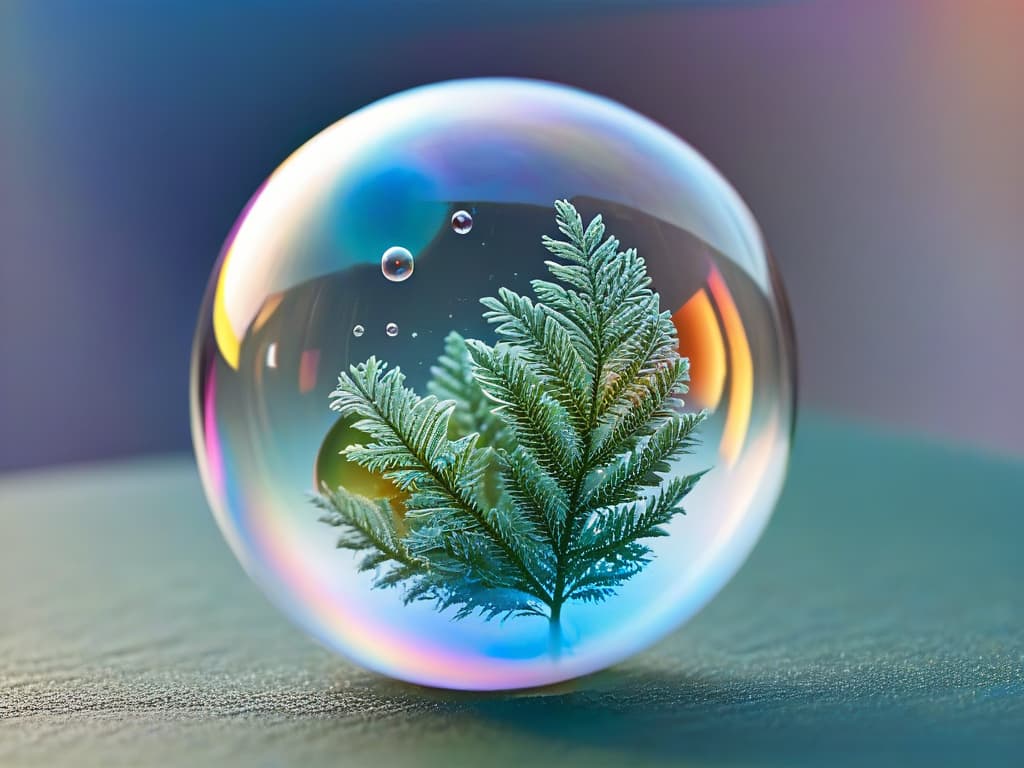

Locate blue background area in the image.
[2,0,1023,469]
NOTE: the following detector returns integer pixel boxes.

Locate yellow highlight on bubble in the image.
[213,252,241,370]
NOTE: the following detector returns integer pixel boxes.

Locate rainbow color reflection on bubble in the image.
[190,79,795,690]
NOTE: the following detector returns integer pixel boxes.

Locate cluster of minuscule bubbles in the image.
[191,78,796,691]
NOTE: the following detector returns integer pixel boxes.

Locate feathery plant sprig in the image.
[314,200,708,649]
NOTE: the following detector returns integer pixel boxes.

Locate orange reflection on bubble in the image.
[673,266,753,466]
[673,289,726,412]
[253,292,284,334]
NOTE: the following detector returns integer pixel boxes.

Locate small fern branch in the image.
[591,357,692,465]
[312,484,420,573]
[498,445,569,547]
[566,470,706,576]
[582,410,706,512]
[465,340,582,483]
[480,288,592,425]
[428,331,508,448]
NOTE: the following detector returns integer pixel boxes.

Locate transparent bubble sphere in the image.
[190,78,795,691]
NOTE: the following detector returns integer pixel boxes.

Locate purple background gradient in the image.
[2,0,1022,470]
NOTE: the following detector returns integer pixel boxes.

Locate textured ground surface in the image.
[1,416,1022,767]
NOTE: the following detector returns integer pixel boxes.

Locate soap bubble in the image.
[451,209,473,235]
[381,246,414,282]
[191,78,795,691]
[352,324,364,338]
[385,322,399,337]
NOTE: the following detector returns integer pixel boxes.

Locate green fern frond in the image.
[498,444,569,546]
[427,331,509,449]
[311,484,422,580]
[465,340,582,479]
[315,201,709,640]
[479,288,591,423]
[583,410,706,511]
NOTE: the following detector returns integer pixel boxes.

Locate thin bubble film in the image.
[190,78,795,691]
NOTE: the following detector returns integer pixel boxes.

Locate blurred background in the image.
[1,0,1022,471]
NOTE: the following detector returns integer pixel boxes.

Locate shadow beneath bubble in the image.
[368,658,1024,768]
[9,651,1021,767]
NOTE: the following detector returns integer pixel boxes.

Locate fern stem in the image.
[550,219,609,620]
[548,601,563,658]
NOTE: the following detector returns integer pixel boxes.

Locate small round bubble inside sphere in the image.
[191,78,795,691]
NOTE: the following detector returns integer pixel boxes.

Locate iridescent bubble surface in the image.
[190,78,796,691]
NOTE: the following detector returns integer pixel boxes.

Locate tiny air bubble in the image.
[381,246,414,282]
[451,210,473,235]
